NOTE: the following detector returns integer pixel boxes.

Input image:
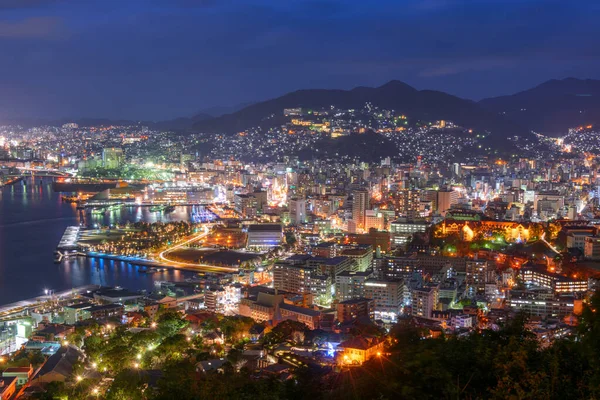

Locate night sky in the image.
[1,0,599,120]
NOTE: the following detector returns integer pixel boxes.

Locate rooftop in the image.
[248,224,282,232]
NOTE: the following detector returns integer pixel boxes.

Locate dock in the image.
[56,226,81,251]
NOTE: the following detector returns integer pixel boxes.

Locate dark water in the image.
[0,178,196,305]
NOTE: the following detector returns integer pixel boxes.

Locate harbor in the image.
[0,177,200,306]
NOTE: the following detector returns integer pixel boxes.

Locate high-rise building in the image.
[364,279,405,319]
[411,285,439,319]
[335,270,373,301]
[337,298,375,323]
[289,197,307,225]
[234,194,258,218]
[364,210,384,231]
[352,189,370,232]
[437,189,459,216]
[465,260,494,293]
[102,147,124,169]
[395,189,421,219]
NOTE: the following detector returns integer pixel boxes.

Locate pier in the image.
[56,226,81,251]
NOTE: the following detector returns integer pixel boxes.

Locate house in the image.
[0,377,17,400]
[31,324,74,342]
[196,358,228,373]
[2,365,34,386]
[203,331,224,346]
[337,336,385,365]
[141,295,178,320]
[29,346,83,387]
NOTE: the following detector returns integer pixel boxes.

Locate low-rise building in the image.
[337,336,385,365]
[2,365,33,386]
[246,224,283,248]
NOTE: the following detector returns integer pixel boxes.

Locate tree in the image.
[155,334,189,363]
[156,311,189,338]
[106,369,145,400]
[152,360,199,400]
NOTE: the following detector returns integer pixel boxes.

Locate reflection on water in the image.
[86,204,195,227]
[0,177,195,305]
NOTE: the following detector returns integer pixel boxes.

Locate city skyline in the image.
[1,0,600,120]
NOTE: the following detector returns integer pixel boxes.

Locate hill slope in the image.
[193,81,531,141]
[480,78,600,135]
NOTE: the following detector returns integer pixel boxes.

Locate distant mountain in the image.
[197,102,254,118]
[480,78,600,135]
[153,112,212,131]
[192,80,531,142]
[0,114,213,131]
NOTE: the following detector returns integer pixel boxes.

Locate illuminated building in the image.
[584,236,600,260]
[394,189,421,219]
[373,256,420,280]
[364,279,405,319]
[390,218,429,248]
[411,285,439,319]
[364,210,384,231]
[437,189,459,216]
[508,290,575,317]
[337,336,385,365]
[246,224,283,248]
[352,189,370,232]
[465,260,494,293]
[438,219,532,242]
[234,194,258,218]
[289,197,306,225]
[335,270,373,301]
[519,265,588,293]
[101,147,124,169]
[337,298,375,323]
[273,262,330,299]
[239,292,321,330]
[283,108,303,116]
[340,245,373,272]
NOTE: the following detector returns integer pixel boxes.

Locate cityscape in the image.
[2,1,600,400]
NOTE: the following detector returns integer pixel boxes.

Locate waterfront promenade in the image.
[0,285,101,319]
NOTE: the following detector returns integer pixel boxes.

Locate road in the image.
[540,232,560,255]
[156,225,237,273]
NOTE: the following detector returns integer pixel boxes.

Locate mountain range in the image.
[3,78,598,139]
[480,78,600,135]
[192,78,600,139]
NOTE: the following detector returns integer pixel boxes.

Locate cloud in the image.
[0,16,63,39]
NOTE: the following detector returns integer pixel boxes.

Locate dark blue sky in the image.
[0,0,599,120]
